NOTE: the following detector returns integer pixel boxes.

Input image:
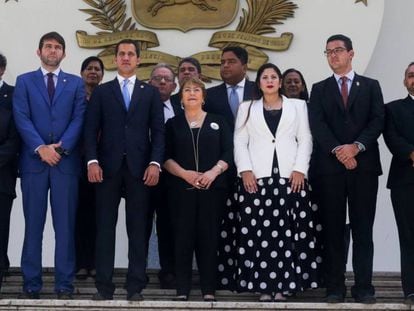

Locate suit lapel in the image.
[128,79,143,117]
[53,71,68,105]
[110,78,126,111]
[33,69,50,105]
[328,76,345,112]
[347,74,361,109]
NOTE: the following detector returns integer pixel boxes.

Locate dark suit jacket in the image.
[84,78,165,178]
[308,74,384,176]
[170,93,183,116]
[0,83,19,197]
[165,113,233,190]
[13,69,85,175]
[384,95,414,188]
[204,80,256,130]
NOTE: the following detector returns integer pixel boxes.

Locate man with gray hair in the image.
[147,63,182,288]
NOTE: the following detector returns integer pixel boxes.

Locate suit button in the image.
[272,139,275,143]
[125,125,128,129]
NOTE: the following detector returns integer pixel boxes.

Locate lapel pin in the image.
[356,81,360,86]
[3,94,7,98]
[63,79,67,83]
[140,85,144,89]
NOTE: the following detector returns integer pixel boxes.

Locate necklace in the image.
[186,112,205,128]
[264,96,283,110]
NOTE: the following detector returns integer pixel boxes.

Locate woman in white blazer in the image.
[218,63,321,302]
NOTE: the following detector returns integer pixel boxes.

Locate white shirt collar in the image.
[40,66,60,76]
[226,77,246,89]
[409,94,414,100]
[334,70,355,83]
[0,80,3,89]
[117,74,137,85]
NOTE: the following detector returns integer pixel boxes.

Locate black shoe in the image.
[405,294,414,305]
[354,294,376,304]
[325,294,344,303]
[127,292,144,301]
[57,291,73,300]
[18,291,40,299]
[92,292,113,301]
[173,295,188,301]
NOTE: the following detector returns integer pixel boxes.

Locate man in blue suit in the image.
[13,32,86,299]
[84,39,164,301]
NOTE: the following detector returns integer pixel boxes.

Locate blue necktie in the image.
[229,85,239,117]
[122,79,130,110]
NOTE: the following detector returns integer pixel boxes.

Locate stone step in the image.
[0,269,409,310]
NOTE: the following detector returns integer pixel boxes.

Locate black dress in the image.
[218,108,322,294]
[165,113,233,296]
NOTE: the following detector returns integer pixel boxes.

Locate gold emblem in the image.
[76,0,298,80]
[132,0,238,32]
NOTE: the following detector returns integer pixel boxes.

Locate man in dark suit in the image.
[383,62,414,305]
[84,39,164,301]
[147,63,181,289]
[204,46,255,130]
[170,57,202,108]
[13,32,86,299]
[308,34,384,304]
[0,54,20,294]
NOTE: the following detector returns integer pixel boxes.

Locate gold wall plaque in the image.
[131,0,239,32]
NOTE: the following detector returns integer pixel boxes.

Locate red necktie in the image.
[340,76,348,107]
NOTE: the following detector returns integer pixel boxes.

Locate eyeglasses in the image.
[324,47,348,57]
[151,76,174,82]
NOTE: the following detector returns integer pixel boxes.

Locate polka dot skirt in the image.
[217,160,323,294]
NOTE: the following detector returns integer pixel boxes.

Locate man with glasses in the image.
[147,64,181,289]
[308,34,384,304]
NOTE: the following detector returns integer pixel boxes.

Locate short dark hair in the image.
[405,62,414,76]
[0,53,6,69]
[115,39,140,57]
[39,31,66,52]
[81,56,104,73]
[178,57,201,74]
[281,68,309,101]
[326,34,353,51]
[222,46,248,65]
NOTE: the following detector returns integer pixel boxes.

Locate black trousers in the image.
[171,187,226,296]
[95,160,149,297]
[0,193,13,288]
[146,176,175,277]
[313,171,378,298]
[75,175,96,271]
[391,185,414,297]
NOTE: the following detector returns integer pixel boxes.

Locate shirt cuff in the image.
[354,141,366,152]
[87,159,99,167]
[149,161,162,172]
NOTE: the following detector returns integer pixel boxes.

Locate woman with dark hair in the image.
[218,63,321,302]
[75,56,104,280]
[164,77,233,301]
[281,68,309,101]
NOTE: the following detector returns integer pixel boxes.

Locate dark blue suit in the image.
[204,80,256,130]
[84,78,164,297]
[13,69,85,293]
